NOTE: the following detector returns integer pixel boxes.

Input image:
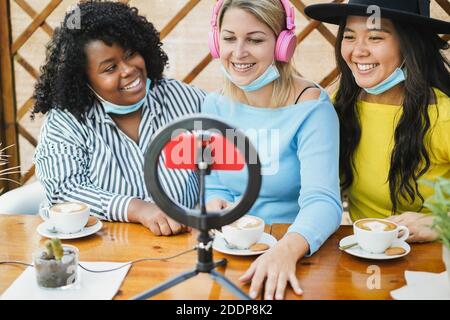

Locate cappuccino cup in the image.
[40,202,90,234]
[353,218,409,254]
[221,215,264,250]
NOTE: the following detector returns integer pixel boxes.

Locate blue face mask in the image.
[363,65,406,95]
[89,78,151,115]
[221,63,280,92]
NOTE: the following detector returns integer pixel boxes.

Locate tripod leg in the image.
[214,258,227,268]
[132,269,199,300]
[209,269,251,300]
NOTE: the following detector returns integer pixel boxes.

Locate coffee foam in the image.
[53,202,86,213]
[363,221,391,232]
[235,216,261,229]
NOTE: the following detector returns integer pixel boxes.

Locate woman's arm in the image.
[289,100,343,255]
[34,111,188,235]
[128,199,190,235]
[388,212,438,242]
[239,232,308,300]
[239,99,343,300]
[34,126,133,222]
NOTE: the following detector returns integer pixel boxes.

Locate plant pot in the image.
[444,246,450,286]
[33,245,79,289]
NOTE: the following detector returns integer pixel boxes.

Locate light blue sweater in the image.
[201,89,342,255]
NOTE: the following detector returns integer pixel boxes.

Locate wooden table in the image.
[0,215,445,300]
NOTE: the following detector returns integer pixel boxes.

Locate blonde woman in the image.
[203,0,342,300]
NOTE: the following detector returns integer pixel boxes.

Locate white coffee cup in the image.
[221,215,264,250]
[353,218,409,254]
[40,202,90,234]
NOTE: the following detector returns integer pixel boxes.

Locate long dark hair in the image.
[334,20,450,213]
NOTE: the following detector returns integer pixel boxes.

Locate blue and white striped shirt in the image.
[34,78,206,222]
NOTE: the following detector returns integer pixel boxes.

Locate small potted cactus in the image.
[33,238,79,289]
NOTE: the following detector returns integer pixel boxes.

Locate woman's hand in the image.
[128,199,191,236]
[239,233,308,300]
[205,198,232,212]
[387,212,438,243]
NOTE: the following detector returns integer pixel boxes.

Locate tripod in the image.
[136,117,262,300]
[132,230,250,300]
[132,159,251,300]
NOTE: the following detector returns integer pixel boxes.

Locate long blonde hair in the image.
[218,0,299,107]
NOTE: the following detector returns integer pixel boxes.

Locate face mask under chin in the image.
[89,78,151,115]
[360,63,406,95]
[221,63,280,92]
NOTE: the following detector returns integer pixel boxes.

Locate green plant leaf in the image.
[425,178,450,246]
[442,183,450,196]
[435,183,445,203]
[420,179,436,189]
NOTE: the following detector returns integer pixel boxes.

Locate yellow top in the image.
[348,88,450,221]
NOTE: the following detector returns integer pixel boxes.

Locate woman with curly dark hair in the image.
[306,0,450,243]
[33,1,205,236]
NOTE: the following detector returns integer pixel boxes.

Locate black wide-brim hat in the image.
[305,0,450,34]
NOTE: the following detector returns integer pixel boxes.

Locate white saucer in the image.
[339,235,410,260]
[213,232,277,256]
[37,219,103,240]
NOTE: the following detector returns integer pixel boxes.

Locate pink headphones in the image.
[208,0,297,62]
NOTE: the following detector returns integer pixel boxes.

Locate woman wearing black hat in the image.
[305,0,450,243]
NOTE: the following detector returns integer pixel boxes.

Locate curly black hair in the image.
[32,1,168,121]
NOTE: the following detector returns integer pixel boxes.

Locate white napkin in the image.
[1,262,130,300]
[391,271,450,300]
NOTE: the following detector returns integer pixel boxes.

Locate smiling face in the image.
[85,40,148,106]
[219,8,276,87]
[341,16,403,90]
